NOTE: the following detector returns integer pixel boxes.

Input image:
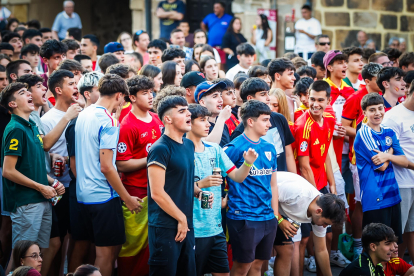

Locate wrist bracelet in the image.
[275,215,279,220]
[278,217,284,225]
[243,161,253,167]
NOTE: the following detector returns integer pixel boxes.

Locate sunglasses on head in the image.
[319,42,330,46]
[135,30,144,36]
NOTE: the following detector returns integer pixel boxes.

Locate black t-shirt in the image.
[339,252,384,276]
[0,105,11,168]
[231,105,240,119]
[221,32,247,70]
[65,118,77,184]
[208,121,231,148]
[230,112,294,172]
[147,134,195,229]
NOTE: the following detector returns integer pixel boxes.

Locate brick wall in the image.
[314,0,414,51]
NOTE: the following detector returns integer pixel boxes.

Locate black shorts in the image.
[69,183,87,241]
[318,186,332,234]
[195,232,229,275]
[148,226,196,276]
[363,203,402,244]
[301,223,312,238]
[49,188,70,240]
[274,216,293,246]
[227,217,277,263]
[78,197,126,247]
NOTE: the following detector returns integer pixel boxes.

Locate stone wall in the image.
[314,0,414,51]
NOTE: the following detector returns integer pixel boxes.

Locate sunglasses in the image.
[135,30,144,36]
[319,42,330,46]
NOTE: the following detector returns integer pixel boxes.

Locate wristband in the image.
[278,217,284,225]
[243,161,253,167]
[275,215,279,220]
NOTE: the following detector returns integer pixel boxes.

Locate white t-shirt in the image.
[352,79,365,91]
[294,17,321,53]
[41,108,71,187]
[277,171,326,237]
[225,64,250,82]
[383,104,414,188]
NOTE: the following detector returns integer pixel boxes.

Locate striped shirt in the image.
[75,104,120,204]
[354,123,404,212]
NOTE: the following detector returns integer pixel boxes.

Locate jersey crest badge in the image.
[300,141,308,152]
[265,151,272,161]
[118,142,127,153]
[385,136,392,146]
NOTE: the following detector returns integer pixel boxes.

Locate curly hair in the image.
[125,75,154,102]
[153,85,186,112]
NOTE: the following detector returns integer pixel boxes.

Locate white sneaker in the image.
[306,256,317,273]
[330,251,351,267]
[269,256,276,269]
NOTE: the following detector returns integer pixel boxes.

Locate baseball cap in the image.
[323,50,342,75]
[104,42,124,54]
[181,71,206,88]
[194,81,227,103]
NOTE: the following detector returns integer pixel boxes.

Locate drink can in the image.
[50,179,62,206]
[201,191,212,209]
[291,220,301,230]
[54,160,63,177]
[212,167,222,176]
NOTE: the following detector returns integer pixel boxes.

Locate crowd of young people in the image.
[0,7,414,276]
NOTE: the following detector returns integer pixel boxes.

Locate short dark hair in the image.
[368,52,387,64]
[16,74,44,90]
[0,65,6,73]
[292,57,307,69]
[153,85,186,112]
[236,43,255,56]
[314,34,329,44]
[139,64,162,79]
[98,74,129,97]
[98,53,119,74]
[170,28,184,36]
[234,75,248,90]
[361,92,384,110]
[11,240,39,270]
[157,95,188,122]
[67,27,82,41]
[301,3,312,11]
[362,223,398,252]
[22,29,42,43]
[212,78,235,89]
[0,83,27,112]
[240,100,271,126]
[48,69,74,97]
[184,59,200,74]
[311,51,326,69]
[328,53,348,66]
[260,59,272,67]
[283,52,299,60]
[125,75,154,102]
[72,265,100,276]
[40,39,67,59]
[82,34,100,47]
[161,47,186,62]
[133,30,148,43]
[309,80,331,98]
[161,61,178,87]
[21,43,40,57]
[6,60,31,83]
[148,39,167,52]
[315,194,346,225]
[297,65,317,79]
[74,54,91,63]
[361,63,383,81]
[383,48,402,63]
[399,52,414,70]
[248,65,268,78]
[62,38,80,51]
[294,77,313,96]
[106,63,130,78]
[240,77,270,103]
[268,58,295,82]
[3,32,21,43]
[27,19,41,30]
[126,52,143,68]
[342,46,363,58]
[362,48,376,62]
[188,103,211,121]
[0,42,14,52]
[376,67,405,92]
[404,71,414,93]
[58,59,83,73]
[39,27,52,34]
[215,1,226,9]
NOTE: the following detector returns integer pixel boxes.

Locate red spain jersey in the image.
[119,102,132,124]
[116,111,164,199]
[294,110,336,190]
[226,113,240,136]
[384,257,412,276]
[294,103,308,122]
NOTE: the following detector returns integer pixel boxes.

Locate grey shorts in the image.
[400,188,414,233]
[11,201,52,249]
[0,168,11,216]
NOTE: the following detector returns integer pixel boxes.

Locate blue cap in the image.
[194,81,227,103]
[104,42,124,54]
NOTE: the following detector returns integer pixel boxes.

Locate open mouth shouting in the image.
[72,91,79,101]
